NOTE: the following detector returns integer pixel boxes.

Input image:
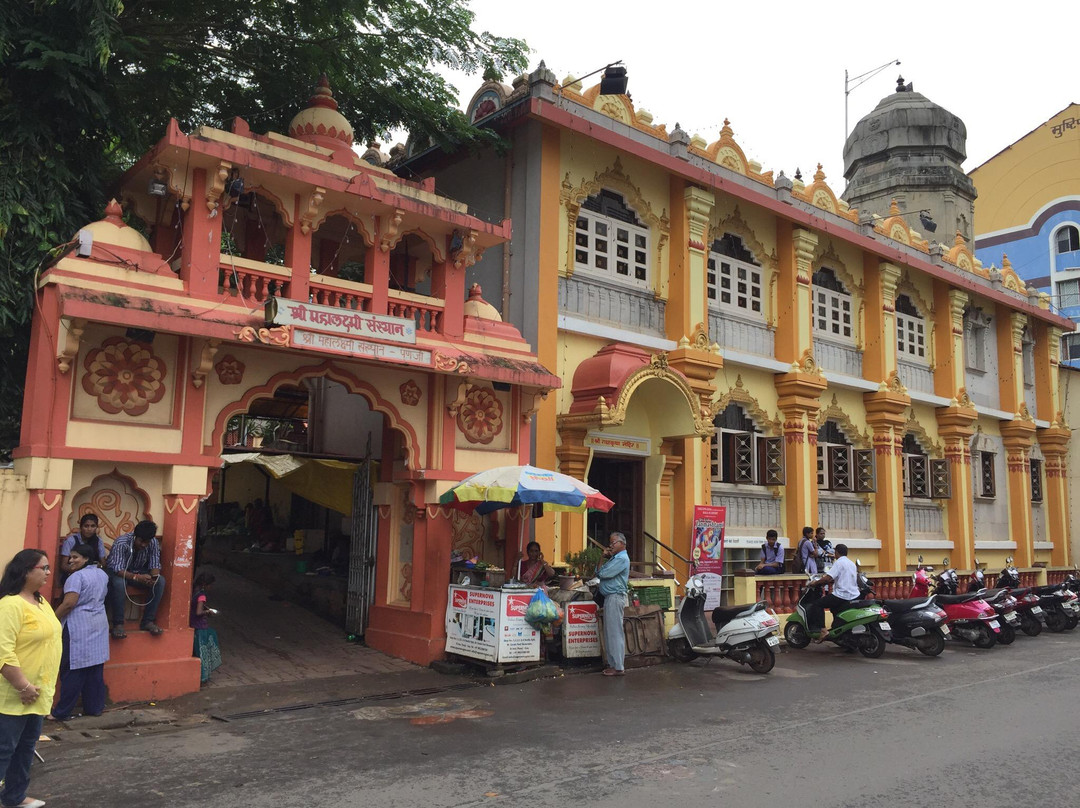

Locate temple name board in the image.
[292,328,432,366]
[584,432,651,456]
[267,299,417,344]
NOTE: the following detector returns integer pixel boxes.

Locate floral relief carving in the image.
[399,379,422,406]
[457,387,504,445]
[215,354,246,385]
[81,336,167,416]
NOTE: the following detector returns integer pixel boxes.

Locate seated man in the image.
[755,529,786,575]
[805,543,860,642]
[104,520,166,638]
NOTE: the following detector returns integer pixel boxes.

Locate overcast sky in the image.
[439,0,1076,188]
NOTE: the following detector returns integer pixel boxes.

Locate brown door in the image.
[586,456,644,560]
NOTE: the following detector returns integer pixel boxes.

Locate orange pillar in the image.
[179,167,224,298]
[997,309,1035,565]
[1033,322,1071,566]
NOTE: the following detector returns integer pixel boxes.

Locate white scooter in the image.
[667,574,780,673]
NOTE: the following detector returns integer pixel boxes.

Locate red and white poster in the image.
[562,601,601,658]
[691,505,726,576]
[498,592,540,662]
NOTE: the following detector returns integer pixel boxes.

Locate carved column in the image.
[775,368,827,541]
[863,260,902,384]
[775,224,818,366]
[160,493,200,631]
[932,285,968,401]
[996,309,1028,416]
[179,167,225,298]
[1034,323,1070,565]
[1001,419,1037,567]
[937,406,977,569]
[865,387,909,572]
[666,185,714,343]
[555,428,591,557]
[658,439,684,572]
[1038,423,1071,566]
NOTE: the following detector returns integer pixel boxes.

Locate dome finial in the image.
[288,74,354,151]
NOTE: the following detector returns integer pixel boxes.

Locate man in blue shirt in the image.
[104,520,166,638]
[597,532,630,677]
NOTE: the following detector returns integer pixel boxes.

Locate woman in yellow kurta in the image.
[0,549,62,808]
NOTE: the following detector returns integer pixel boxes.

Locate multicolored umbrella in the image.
[439,464,614,515]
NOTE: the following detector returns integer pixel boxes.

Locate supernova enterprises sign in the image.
[266,298,417,344]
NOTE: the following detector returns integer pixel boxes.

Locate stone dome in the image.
[463,284,501,321]
[841,77,977,233]
[288,75,354,152]
[77,199,152,252]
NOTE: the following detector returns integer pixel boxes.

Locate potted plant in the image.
[564,546,604,581]
[247,418,279,448]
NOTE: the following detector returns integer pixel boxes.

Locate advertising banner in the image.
[562,601,601,658]
[445,586,499,662]
[691,505,726,576]
[498,591,540,662]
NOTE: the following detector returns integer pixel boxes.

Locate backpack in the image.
[792,539,808,574]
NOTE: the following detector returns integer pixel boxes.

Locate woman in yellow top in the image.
[0,550,62,808]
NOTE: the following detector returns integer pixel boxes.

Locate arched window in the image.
[710,403,783,486]
[895,294,927,361]
[901,434,951,499]
[574,190,650,288]
[816,420,874,492]
[812,268,853,341]
[1055,224,1079,255]
[707,234,763,317]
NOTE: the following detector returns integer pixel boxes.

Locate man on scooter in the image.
[806,543,861,642]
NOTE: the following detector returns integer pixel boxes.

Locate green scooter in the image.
[783,572,892,658]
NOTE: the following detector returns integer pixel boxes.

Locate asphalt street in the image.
[30,631,1080,807]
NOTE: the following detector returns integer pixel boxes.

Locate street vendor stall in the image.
[439,465,614,665]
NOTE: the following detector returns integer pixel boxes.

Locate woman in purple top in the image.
[190,572,222,684]
[51,544,110,721]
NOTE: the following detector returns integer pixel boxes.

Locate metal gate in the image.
[346,454,377,637]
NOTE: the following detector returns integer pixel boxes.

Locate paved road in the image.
[31,632,1080,807]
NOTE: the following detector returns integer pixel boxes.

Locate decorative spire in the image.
[889,199,900,216]
[306,74,339,111]
[813,163,826,182]
[794,167,802,181]
[104,198,125,226]
[720,118,733,138]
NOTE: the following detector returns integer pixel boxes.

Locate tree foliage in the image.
[0,0,528,457]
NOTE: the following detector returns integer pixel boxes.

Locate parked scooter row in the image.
[667,556,1080,675]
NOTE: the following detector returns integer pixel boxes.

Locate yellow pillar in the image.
[863,258,908,572]
[666,184,712,343]
[933,283,977,568]
[997,310,1035,565]
[555,428,590,558]
[1034,323,1071,565]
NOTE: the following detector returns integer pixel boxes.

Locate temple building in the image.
[401,64,1073,600]
[3,77,557,699]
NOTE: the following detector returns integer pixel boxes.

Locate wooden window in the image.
[574,190,649,288]
[710,403,783,486]
[1057,279,1080,309]
[977,451,996,498]
[930,459,952,499]
[895,294,927,361]
[1056,225,1080,255]
[1030,457,1043,503]
[707,234,763,317]
[854,449,876,493]
[812,268,853,342]
[816,420,873,492]
[964,309,989,372]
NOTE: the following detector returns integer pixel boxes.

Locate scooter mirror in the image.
[943,557,950,568]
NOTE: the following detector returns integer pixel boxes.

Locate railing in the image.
[707,311,775,357]
[309,275,374,311]
[1047,568,1076,585]
[220,256,292,303]
[745,568,1047,614]
[388,289,443,334]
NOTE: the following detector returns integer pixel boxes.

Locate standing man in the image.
[755,529,785,574]
[597,532,630,677]
[104,520,166,638]
[805,543,860,642]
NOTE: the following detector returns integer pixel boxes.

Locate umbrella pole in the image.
[517,506,527,579]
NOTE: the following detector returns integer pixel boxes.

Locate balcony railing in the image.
[309,275,374,311]
[219,256,292,303]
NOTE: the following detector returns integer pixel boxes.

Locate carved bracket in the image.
[447,381,476,417]
[451,229,481,270]
[57,318,87,374]
[206,162,232,212]
[192,339,221,389]
[300,187,327,235]
[379,209,406,252]
[522,388,551,423]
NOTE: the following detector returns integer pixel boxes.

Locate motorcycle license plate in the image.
[989,620,1000,629]
[1031,607,1043,615]
[941,625,951,635]
[1005,613,1020,624]
[1066,602,1080,613]
[879,621,891,631]
[767,635,780,646]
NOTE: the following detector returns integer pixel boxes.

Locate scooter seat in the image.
[982,588,1010,604]
[846,599,878,610]
[711,602,765,625]
[935,592,982,605]
[1009,587,1032,598]
[878,597,932,614]
[1032,585,1065,596]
